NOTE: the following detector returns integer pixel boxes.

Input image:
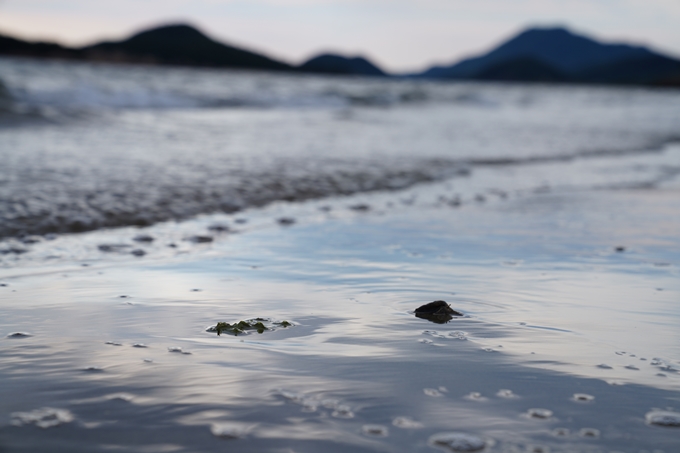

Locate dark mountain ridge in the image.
[299,54,385,76]
[0,24,678,85]
[418,27,679,86]
[83,24,292,71]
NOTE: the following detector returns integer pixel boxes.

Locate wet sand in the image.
[1,184,679,452]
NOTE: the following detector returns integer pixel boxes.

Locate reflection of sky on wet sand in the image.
[1,188,679,451]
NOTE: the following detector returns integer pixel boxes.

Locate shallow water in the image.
[1,58,680,452]
[1,187,679,452]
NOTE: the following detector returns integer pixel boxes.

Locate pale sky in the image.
[1,0,679,72]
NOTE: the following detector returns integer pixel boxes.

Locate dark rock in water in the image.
[349,204,371,212]
[415,301,463,324]
[98,244,131,253]
[234,218,248,224]
[186,235,213,243]
[277,217,296,226]
[615,246,626,252]
[208,224,230,233]
[131,249,146,257]
[133,234,154,243]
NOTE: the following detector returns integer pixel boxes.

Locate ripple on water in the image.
[11,408,74,428]
[526,408,553,420]
[429,432,487,452]
[572,393,595,402]
[597,364,613,369]
[105,341,122,346]
[362,424,389,437]
[210,423,247,439]
[645,410,680,427]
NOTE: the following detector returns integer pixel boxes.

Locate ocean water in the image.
[1,57,680,239]
[1,57,680,452]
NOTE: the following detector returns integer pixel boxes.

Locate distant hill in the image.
[419,27,679,86]
[0,24,293,71]
[299,54,386,76]
[82,24,292,70]
[0,34,82,60]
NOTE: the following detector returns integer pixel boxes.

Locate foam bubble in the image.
[392,416,423,429]
[362,424,389,437]
[551,428,570,437]
[465,392,487,402]
[526,408,553,419]
[331,405,354,419]
[645,410,680,427]
[11,407,74,428]
[6,332,32,338]
[429,432,486,452]
[424,388,444,397]
[448,331,468,340]
[496,389,518,399]
[578,428,600,438]
[168,346,191,354]
[572,393,594,402]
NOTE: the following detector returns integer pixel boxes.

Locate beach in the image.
[1,57,680,452]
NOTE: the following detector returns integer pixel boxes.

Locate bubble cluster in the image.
[526,408,553,419]
[362,424,389,437]
[645,410,680,427]
[429,432,486,452]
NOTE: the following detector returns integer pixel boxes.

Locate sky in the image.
[1,0,679,72]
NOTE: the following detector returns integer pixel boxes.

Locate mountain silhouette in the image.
[299,54,386,76]
[1,24,679,85]
[419,27,678,85]
[83,24,292,70]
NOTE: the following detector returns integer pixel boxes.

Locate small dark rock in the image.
[277,217,296,226]
[415,300,463,324]
[234,218,248,224]
[131,249,146,257]
[0,283,7,287]
[186,235,214,243]
[615,246,626,252]
[349,204,371,212]
[208,224,230,233]
[20,236,41,245]
[133,234,155,243]
[98,244,130,253]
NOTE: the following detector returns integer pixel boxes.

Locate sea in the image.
[0,57,679,452]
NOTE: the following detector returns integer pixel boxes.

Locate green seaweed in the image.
[210,318,293,336]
